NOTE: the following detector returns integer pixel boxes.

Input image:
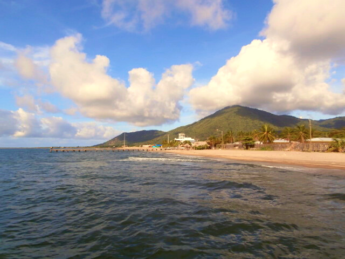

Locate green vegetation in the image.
[259,146,274,151]
[194,145,210,150]
[207,136,221,149]
[293,124,308,143]
[224,130,235,143]
[328,128,345,138]
[242,137,255,150]
[328,138,345,152]
[97,130,165,147]
[258,124,275,143]
[281,127,293,142]
[162,140,180,148]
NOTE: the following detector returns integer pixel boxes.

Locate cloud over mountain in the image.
[189,0,345,115]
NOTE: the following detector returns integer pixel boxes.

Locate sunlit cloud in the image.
[189,0,345,116]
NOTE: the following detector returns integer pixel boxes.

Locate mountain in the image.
[97,105,345,147]
[316,117,345,129]
[98,130,165,147]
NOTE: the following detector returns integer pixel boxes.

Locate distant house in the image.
[306,138,334,143]
[273,139,290,144]
[192,141,208,147]
[174,133,195,143]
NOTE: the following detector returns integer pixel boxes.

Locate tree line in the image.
[206,124,345,151]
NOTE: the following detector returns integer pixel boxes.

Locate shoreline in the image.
[166,149,345,175]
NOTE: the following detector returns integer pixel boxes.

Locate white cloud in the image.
[15,53,48,84]
[15,95,38,112]
[39,100,60,113]
[74,122,119,139]
[101,0,232,32]
[16,95,60,114]
[13,108,42,137]
[0,42,16,52]
[262,0,345,61]
[101,0,167,32]
[0,110,18,136]
[0,108,119,140]
[176,0,231,30]
[189,0,345,115]
[49,34,194,126]
[64,107,78,116]
[0,41,50,92]
[40,117,76,138]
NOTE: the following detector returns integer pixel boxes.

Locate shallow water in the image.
[0,149,345,258]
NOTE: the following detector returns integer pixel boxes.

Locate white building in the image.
[306,138,334,143]
[273,139,290,144]
[175,133,195,143]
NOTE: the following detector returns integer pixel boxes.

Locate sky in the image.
[0,0,345,147]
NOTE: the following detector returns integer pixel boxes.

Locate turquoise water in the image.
[0,149,345,258]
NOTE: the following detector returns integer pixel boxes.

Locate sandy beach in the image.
[166,149,345,173]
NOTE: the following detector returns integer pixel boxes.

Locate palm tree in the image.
[242,136,255,150]
[293,124,308,143]
[224,130,235,143]
[207,136,221,149]
[237,131,245,142]
[258,124,275,143]
[328,138,345,152]
[281,127,293,143]
[252,129,259,141]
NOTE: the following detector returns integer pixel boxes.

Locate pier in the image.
[49,147,174,153]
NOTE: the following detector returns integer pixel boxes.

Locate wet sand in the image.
[166,149,345,174]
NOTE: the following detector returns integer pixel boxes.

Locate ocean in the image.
[1,149,344,258]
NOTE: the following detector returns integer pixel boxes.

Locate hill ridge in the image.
[98,106,345,147]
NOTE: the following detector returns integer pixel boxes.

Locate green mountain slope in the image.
[97,105,345,146]
[315,117,345,129]
[98,130,165,147]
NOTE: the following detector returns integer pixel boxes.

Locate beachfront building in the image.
[273,139,290,144]
[306,138,333,143]
[175,133,195,143]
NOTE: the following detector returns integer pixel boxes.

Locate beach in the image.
[166,149,345,173]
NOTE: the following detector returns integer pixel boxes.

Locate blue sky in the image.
[1,0,345,147]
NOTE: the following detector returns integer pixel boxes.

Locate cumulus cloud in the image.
[13,108,42,137]
[189,0,345,115]
[0,108,119,139]
[74,122,119,139]
[15,53,48,84]
[49,34,194,126]
[175,0,231,30]
[16,95,60,114]
[262,0,345,61]
[101,0,232,32]
[0,41,50,91]
[39,100,60,113]
[15,95,38,112]
[0,110,18,136]
[41,117,77,138]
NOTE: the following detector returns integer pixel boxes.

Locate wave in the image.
[123,157,205,163]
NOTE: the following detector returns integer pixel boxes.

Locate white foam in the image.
[123,157,205,162]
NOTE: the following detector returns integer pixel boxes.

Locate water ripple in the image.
[0,149,345,258]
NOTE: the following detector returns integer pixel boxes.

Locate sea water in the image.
[0,149,344,258]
